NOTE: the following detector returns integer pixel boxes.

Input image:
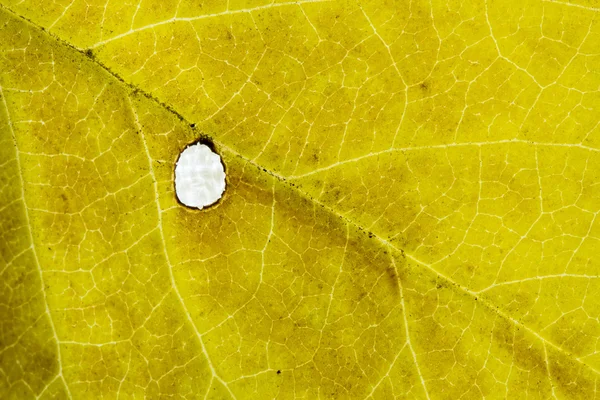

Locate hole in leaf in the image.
[174,141,226,209]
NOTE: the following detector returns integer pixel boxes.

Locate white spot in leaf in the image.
[175,143,225,209]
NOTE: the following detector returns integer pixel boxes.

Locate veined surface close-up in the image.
[1,0,600,398]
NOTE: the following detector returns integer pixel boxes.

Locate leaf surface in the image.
[1,0,600,398]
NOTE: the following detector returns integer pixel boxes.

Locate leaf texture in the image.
[1,0,600,398]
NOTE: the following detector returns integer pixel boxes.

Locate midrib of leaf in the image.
[1,1,598,383]
[0,86,73,398]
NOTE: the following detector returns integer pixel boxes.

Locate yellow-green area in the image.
[1,0,600,398]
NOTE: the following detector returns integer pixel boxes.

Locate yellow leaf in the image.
[1,0,600,398]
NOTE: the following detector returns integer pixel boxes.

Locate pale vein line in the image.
[544,342,559,399]
[89,0,332,49]
[359,4,408,149]
[542,0,600,12]
[477,274,600,293]
[363,343,407,399]
[391,256,431,400]
[35,375,60,400]
[0,86,72,398]
[127,97,237,400]
[484,0,544,89]
[48,0,76,30]
[287,139,600,179]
